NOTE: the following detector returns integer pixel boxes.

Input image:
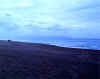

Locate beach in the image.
[0,40,99,79]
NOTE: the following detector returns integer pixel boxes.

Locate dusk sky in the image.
[0,0,100,41]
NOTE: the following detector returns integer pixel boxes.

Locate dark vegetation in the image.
[0,40,99,79]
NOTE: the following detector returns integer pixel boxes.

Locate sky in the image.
[0,0,100,41]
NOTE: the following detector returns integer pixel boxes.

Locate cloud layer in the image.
[0,0,100,41]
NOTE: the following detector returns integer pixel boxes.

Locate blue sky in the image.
[0,0,100,41]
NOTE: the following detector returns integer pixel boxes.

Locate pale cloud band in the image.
[0,0,100,40]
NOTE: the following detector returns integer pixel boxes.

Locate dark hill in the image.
[0,40,99,79]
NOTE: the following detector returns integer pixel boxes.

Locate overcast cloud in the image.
[0,0,100,41]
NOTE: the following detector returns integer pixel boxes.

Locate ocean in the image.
[18,39,100,50]
[47,39,100,50]
[29,39,100,50]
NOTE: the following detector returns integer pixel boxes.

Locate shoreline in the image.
[0,40,99,79]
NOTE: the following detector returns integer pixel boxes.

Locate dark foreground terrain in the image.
[0,40,99,79]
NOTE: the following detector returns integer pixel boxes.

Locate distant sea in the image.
[47,39,100,50]
[22,39,100,50]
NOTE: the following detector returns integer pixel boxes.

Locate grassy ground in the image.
[0,40,99,79]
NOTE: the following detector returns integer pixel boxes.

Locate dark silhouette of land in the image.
[0,40,99,79]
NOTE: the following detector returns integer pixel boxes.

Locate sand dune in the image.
[0,40,99,79]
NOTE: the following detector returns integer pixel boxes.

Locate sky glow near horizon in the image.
[0,0,100,40]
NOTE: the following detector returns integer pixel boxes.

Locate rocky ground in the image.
[0,40,99,79]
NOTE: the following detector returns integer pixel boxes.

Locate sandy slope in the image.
[0,40,99,79]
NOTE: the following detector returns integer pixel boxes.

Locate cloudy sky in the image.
[0,0,100,41]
